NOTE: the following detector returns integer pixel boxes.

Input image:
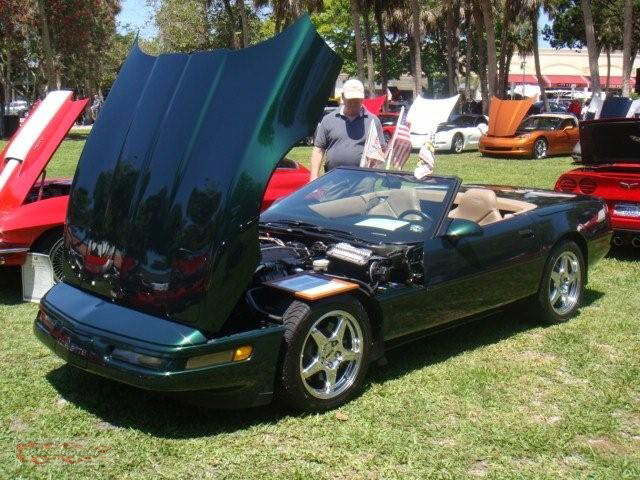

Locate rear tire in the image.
[33,231,65,283]
[278,296,372,412]
[531,240,584,324]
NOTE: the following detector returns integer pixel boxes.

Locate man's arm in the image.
[309,146,325,182]
[310,118,328,182]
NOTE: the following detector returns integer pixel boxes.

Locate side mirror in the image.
[445,218,483,242]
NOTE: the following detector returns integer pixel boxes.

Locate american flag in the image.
[385,106,412,170]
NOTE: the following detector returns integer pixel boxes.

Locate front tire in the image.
[532,240,584,324]
[533,137,548,159]
[451,133,464,153]
[278,296,372,411]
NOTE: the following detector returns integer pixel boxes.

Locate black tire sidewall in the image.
[535,240,584,324]
[278,296,372,412]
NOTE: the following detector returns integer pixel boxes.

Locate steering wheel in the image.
[398,209,430,222]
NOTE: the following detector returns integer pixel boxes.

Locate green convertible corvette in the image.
[34,17,612,412]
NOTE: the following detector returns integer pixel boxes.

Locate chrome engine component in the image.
[326,242,373,266]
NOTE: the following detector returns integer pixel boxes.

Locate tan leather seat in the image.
[449,188,502,225]
[367,189,419,218]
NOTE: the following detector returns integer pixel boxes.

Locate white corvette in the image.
[431,114,489,153]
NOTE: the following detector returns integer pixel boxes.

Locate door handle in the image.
[518,228,534,239]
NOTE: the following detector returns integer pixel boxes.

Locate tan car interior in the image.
[309,187,536,226]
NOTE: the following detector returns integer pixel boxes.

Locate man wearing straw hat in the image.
[309,78,386,181]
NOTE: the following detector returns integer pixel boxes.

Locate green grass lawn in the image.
[1,137,639,479]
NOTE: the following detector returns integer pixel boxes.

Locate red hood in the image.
[0,91,87,213]
[487,97,534,137]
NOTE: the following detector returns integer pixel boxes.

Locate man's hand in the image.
[309,146,325,182]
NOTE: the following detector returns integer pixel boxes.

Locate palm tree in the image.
[622,0,633,96]
[373,0,389,92]
[254,0,323,33]
[410,0,423,97]
[349,0,366,81]
[362,0,377,95]
[580,0,601,94]
[475,0,497,99]
[529,2,549,111]
[445,2,460,96]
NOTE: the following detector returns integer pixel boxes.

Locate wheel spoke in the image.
[550,271,561,287]
[302,357,323,379]
[331,317,347,343]
[549,287,561,306]
[310,328,329,349]
[324,367,338,392]
[340,349,358,363]
[560,256,569,275]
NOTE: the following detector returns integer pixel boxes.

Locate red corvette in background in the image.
[0,91,309,284]
[555,118,640,247]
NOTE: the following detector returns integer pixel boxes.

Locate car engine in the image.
[254,233,423,291]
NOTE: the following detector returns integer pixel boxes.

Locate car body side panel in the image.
[378,194,610,343]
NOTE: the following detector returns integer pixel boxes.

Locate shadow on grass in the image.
[606,245,640,261]
[0,267,24,305]
[43,290,609,439]
[64,133,90,141]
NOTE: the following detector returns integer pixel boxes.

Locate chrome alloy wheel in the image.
[534,138,547,159]
[49,237,66,283]
[548,251,580,315]
[454,135,464,153]
[299,310,363,400]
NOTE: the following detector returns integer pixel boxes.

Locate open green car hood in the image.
[63,17,341,334]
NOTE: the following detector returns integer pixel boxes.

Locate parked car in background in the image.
[0,91,310,286]
[431,114,488,153]
[555,118,640,247]
[5,99,29,116]
[479,98,579,159]
[379,112,399,143]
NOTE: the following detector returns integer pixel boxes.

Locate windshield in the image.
[261,168,460,243]
[518,116,562,132]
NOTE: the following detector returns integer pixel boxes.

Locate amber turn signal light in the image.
[232,345,253,362]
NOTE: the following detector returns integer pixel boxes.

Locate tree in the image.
[410,0,423,97]
[445,2,460,95]
[622,0,633,96]
[373,0,389,91]
[475,0,497,99]
[349,0,366,80]
[530,3,549,110]
[362,0,377,94]
[580,0,601,93]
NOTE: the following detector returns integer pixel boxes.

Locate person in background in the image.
[309,79,386,181]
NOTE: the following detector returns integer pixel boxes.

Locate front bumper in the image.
[0,246,29,266]
[35,283,285,408]
[479,137,532,157]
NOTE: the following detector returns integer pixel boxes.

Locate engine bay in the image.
[253,229,424,294]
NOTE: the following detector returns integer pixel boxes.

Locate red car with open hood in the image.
[0,91,309,284]
[555,118,640,247]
